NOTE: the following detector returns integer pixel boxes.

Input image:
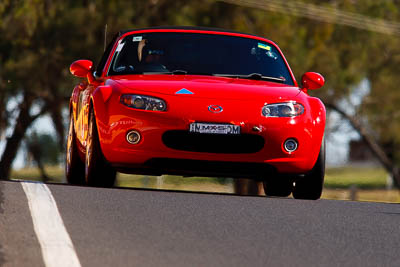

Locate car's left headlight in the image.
[120,94,167,111]
[262,102,304,117]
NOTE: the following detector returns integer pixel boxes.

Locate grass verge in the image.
[324,166,389,189]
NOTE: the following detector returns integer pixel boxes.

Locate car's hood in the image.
[109,75,301,101]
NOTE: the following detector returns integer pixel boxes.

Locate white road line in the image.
[21,182,82,267]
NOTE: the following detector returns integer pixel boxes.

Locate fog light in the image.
[284,138,298,152]
[126,130,141,144]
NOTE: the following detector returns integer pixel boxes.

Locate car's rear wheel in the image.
[263,176,293,197]
[85,108,116,187]
[66,116,85,185]
[292,139,325,200]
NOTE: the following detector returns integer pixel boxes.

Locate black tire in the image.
[85,108,116,187]
[66,116,85,185]
[292,139,325,200]
[263,176,293,197]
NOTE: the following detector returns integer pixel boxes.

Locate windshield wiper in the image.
[143,70,188,75]
[171,70,188,75]
[213,73,286,83]
[143,70,216,76]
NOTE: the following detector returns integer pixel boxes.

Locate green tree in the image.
[24,132,61,181]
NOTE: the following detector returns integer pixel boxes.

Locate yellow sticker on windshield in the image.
[258,43,271,51]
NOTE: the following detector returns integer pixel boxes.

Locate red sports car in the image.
[66,26,326,199]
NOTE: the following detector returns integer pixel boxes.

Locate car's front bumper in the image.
[93,93,325,178]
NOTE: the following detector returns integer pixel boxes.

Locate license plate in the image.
[189,123,240,135]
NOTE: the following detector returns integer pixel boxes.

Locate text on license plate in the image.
[189,123,241,135]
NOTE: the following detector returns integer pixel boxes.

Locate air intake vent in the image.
[162,131,264,154]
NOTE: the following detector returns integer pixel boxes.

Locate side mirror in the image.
[301,72,325,90]
[70,60,93,78]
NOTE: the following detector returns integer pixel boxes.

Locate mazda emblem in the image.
[208,105,223,113]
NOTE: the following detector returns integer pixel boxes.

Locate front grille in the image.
[162,130,265,153]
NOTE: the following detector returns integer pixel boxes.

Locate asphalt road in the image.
[1,180,400,267]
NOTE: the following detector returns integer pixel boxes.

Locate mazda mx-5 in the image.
[66,26,326,199]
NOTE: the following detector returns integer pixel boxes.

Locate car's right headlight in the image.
[120,94,167,111]
[261,102,304,117]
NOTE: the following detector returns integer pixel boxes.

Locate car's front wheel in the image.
[85,108,116,187]
[66,116,85,185]
[292,139,325,200]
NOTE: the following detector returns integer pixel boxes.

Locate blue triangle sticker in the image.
[175,88,194,95]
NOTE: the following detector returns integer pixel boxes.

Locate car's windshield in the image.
[108,32,294,85]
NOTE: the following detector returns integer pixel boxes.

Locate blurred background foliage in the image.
[1,0,400,192]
